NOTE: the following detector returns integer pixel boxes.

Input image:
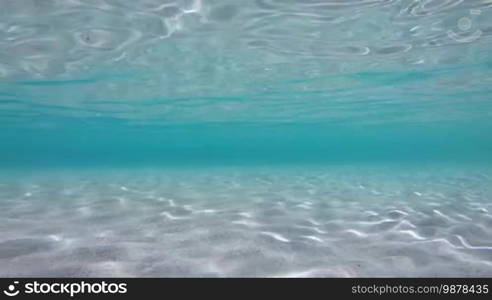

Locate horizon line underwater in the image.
[1,0,492,277]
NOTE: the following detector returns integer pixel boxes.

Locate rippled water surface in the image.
[1,0,492,277]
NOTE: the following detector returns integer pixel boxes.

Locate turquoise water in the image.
[1,0,492,277]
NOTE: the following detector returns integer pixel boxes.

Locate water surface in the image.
[1,0,492,277]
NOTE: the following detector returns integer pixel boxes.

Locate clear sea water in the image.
[1,0,492,277]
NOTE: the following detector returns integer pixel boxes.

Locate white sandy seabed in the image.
[0,164,491,277]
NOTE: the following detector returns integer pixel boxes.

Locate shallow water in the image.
[1,165,492,277]
[1,0,492,277]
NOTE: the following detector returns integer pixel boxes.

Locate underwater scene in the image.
[1,0,492,277]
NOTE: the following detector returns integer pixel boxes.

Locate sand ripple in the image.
[0,165,491,277]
